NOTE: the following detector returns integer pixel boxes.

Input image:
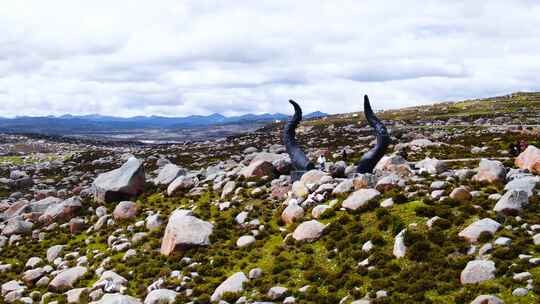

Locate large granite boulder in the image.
[458,218,501,243]
[460,260,496,284]
[1,201,30,221]
[374,155,412,177]
[515,145,540,174]
[48,266,87,291]
[472,159,506,184]
[240,160,275,178]
[28,197,63,214]
[2,218,33,236]
[167,176,196,196]
[415,158,447,174]
[300,170,329,186]
[504,176,540,197]
[160,210,213,256]
[342,189,380,210]
[153,164,185,185]
[93,158,145,203]
[493,190,528,213]
[39,196,82,223]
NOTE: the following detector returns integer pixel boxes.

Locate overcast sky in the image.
[1,1,540,117]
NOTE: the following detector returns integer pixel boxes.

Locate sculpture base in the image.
[291,170,308,182]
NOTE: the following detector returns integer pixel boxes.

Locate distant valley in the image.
[0,111,327,143]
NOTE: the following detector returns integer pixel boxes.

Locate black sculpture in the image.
[283,100,315,173]
[357,95,391,173]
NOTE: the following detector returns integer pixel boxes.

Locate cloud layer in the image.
[1,1,540,117]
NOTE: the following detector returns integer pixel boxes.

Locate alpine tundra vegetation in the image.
[1,92,540,303]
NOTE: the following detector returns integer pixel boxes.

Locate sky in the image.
[1,0,540,117]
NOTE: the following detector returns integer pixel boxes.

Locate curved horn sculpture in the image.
[357,95,391,173]
[283,100,315,171]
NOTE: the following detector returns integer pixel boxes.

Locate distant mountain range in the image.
[0,111,327,135]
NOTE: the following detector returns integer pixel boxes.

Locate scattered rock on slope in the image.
[93,157,145,203]
[160,209,213,256]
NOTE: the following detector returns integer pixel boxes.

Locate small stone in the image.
[248,268,262,279]
[91,293,141,304]
[470,295,503,304]
[65,287,89,304]
[533,233,540,245]
[210,272,248,302]
[494,237,511,246]
[393,229,406,258]
[292,220,325,242]
[430,181,447,190]
[236,235,256,248]
[113,201,139,220]
[513,272,532,282]
[380,198,393,208]
[450,186,471,202]
[144,289,178,304]
[311,205,330,218]
[415,157,447,174]
[512,287,528,297]
[267,286,288,300]
[362,240,373,252]
[221,181,236,199]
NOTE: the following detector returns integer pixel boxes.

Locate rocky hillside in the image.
[1,92,540,303]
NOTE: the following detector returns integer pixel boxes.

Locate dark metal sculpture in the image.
[357,95,391,173]
[283,100,315,172]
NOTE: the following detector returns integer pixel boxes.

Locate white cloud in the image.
[1,0,540,117]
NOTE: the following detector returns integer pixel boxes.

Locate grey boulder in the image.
[153,164,185,185]
[92,158,145,203]
[493,190,528,213]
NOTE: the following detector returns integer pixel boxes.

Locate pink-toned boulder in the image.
[39,196,82,223]
[516,145,540,174]
[167,176,196,196]
[240,160,275,178]
[48,266,87,292]
[281,201,304,224]
[300,170,329,186]
[113,201,139,220]
[472,159,506,184]
[374,155,412,177]
[160,210,213,256]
